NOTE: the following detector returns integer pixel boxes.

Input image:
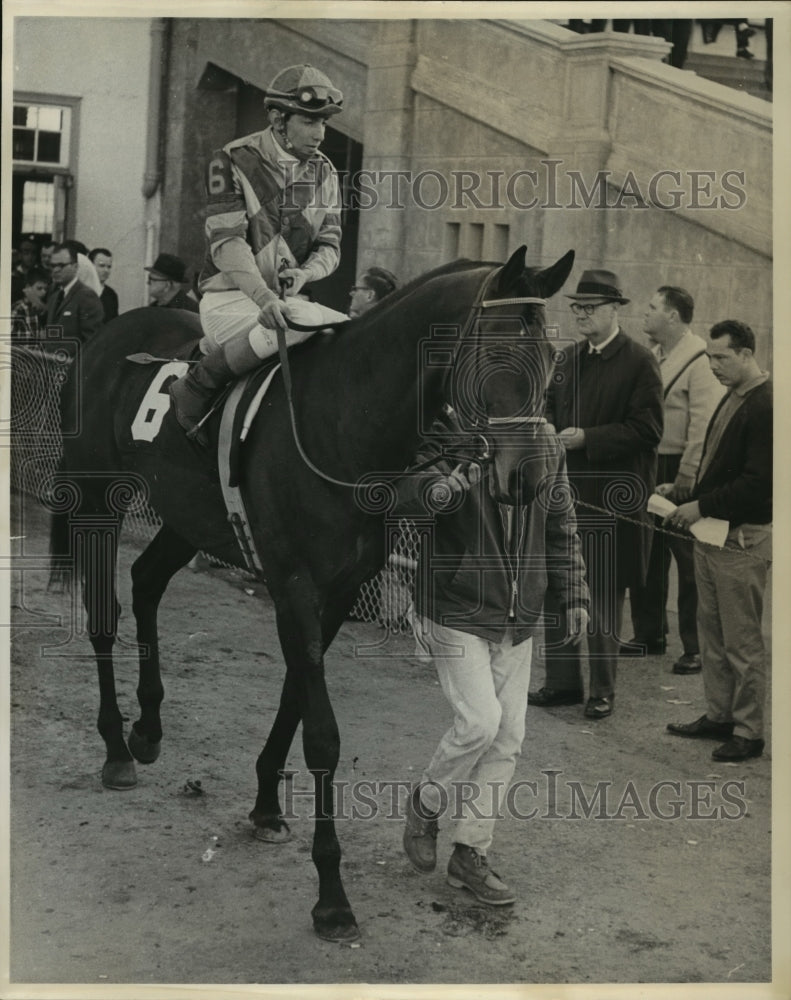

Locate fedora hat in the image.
[565,269,629,305]
[145,252,187,283]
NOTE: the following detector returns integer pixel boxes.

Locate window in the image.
[12,95,77,243]
[21,180,56,233]
[13,102,71,168]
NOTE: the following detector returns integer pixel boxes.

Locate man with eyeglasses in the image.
[530,269,663,719]
[145,253,199,312]
[348,266,399,318]
[169,63,348,442]
[45,243,105,354]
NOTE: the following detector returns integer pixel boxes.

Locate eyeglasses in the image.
[147,276,168,284]
[350,285,371,294]
[570,301,611,316]
[50,262,72,270]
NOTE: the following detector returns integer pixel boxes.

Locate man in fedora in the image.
[530,269,663,719]
[145,253,199,312]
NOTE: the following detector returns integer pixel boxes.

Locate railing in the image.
[8,344,418,632]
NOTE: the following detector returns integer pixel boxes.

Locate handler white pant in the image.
[199,289,348,359]
[414,617,532,854]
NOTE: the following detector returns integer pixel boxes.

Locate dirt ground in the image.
[6,493,773,989]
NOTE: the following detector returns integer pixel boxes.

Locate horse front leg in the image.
[275,579,359,943]
[304,695,358,943]
[129,525,196,766]
[249,582,363,844]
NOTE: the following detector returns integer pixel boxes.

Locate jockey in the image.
[169,64,349,439]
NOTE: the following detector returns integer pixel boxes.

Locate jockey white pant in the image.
[198,289,349,359]
[414,617,532,854]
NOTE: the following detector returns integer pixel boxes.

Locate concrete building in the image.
[11,16,773,364]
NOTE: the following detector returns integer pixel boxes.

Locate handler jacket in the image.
[199,126,341,308]
[397,411,590,646]
[693,380,772,527]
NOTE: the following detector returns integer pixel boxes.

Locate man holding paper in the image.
[666,321,772,762]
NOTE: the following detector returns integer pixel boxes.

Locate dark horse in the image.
[48,245,574,942]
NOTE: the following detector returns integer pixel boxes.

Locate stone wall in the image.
[162,17,772,364]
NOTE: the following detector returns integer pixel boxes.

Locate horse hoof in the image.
[312,912,361,944]
[251,821,292,844]
[128,726,161,765]
[101,760,138,790]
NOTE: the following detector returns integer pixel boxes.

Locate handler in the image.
[169,64,348,438]
[666,320,772,762]
[399,407,590,905]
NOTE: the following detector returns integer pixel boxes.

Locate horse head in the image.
[448,245,575,506]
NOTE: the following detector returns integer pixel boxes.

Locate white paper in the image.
[646,493,729,548]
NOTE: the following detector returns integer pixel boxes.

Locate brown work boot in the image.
[402,786,439,873]
[446,844,515,906]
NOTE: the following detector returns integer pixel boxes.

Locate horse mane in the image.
[341,254,551,340]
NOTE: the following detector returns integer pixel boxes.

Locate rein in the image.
[274,268,547,489]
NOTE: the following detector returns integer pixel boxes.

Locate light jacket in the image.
[654,331,724,477]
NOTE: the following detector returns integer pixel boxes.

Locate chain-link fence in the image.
[7,343,418,631]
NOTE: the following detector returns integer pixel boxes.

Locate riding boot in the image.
[169,347,235,443]
[223,334,265,376]
[170,335,266,444]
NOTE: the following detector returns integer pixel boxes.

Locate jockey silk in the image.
[199,126,342,303]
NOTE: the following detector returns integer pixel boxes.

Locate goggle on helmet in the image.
[264,64,344,117]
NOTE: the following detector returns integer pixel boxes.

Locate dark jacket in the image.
[150,288,199,313]
[694,380,772,527]
[45,279,104,348]
[100,284,119,322]
[547,330,663,588]
[398,413,590,646]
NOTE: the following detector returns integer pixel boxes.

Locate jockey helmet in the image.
[264,65,343,117]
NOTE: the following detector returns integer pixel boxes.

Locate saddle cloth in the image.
[216,357,282,578]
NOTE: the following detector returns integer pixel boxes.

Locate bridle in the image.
[437,269,548,465]
[275,264,549,488]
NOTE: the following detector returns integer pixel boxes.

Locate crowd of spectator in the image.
[8,236,200,345]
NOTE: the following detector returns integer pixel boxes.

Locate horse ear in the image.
[496,245,528,294]
[534,250,576,299]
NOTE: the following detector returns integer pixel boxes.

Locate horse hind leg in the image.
[249,669,301,844]
[77,519,136,790]
[129,524,196,766]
